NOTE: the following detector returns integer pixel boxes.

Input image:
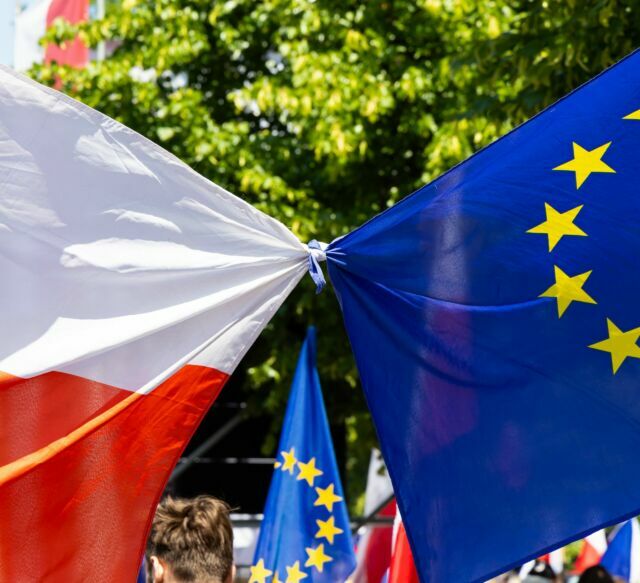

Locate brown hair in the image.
[147,495,234,583]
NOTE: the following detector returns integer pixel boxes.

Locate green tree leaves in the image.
[33,0,640,504]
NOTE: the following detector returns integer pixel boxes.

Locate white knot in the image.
[306,240,328,262]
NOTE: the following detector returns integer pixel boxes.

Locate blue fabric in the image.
[136,558,146,583]
[307,240,327,293]
[602,522,632,581]
[252,327,355,582]
[327,49,640,583]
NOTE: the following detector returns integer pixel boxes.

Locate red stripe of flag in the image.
[0,365,227,581]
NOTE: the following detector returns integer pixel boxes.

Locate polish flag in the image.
[574,530,607,573]
[388,509,419,583]
[352,450,395,583]
[0,66,311,581]
[14,0,89,71]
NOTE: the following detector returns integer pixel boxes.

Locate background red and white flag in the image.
[14,0,89,71]
[574,529,608,574]
[0,66,311,581]
[352,450,395,583]
[388,509,419,583]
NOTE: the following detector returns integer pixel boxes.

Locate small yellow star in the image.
[589,318,640,374]
[624,109,640,120]
[553,141,615,188]
[540,265,596,317]
[527,203,587,251]
[280,447,297,474]
[316,515,344,544]
[285,561,308,583]
[314,483,342,512]
[250,559,273,583]
[305,544,333,573]
[273,572,282,583]
[297,457,323,486]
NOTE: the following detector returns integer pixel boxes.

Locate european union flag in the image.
[250,328,356,583]
[326,50,640,582]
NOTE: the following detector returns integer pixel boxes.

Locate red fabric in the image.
[45,0,89,67]
[389,520,420,583]
[574,540,603,574]
[356,500,396,583]
[0,364,227,581]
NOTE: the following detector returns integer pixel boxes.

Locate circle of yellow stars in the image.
[249,447,345,583]
[527,110,640,374]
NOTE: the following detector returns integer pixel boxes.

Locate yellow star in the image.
[553,141,615,188]
[527,203,586,251]
[273,572,283,583]
[589,319,640,374]
[305,544,333,573]
[540,265,596,317]
[314,483,342,512]
[250,559,273,583]
[285,561,308,583]
[316,515,344,544]
[624,109,640,120]
[297,457,323,486]
[280,447,297,474]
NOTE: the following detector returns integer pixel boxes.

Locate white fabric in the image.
[519,560,535,579]
[391,504,402,551]
[548,548,564,575]
[305,241,327,262]
[0,66,309,392]
[363,448,394,515]
[14,0,51,71]
[585,529,607,555]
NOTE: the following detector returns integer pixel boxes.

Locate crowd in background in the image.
[492,562,619,583]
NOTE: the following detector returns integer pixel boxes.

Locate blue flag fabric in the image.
[327,50,640,582]
[251,328,356,583]
[137,561,146,583]
[601,519,640,582]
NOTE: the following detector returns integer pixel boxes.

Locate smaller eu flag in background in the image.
[250,327,356,583]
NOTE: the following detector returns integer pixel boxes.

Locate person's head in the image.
[578,565,614,583]
[146,495,235,583]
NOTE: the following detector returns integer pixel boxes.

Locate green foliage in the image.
[33,0,640,505]
[563,539,582,572]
